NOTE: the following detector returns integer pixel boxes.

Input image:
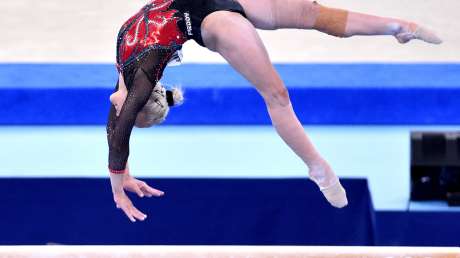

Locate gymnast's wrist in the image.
[108,167,127,174]
[109,171,125,194]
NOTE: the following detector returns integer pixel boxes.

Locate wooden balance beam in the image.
[0,246,459,258]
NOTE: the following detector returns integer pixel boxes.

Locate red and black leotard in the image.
[107,0,246,173]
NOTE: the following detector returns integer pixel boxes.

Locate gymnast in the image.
[107,0,441,222]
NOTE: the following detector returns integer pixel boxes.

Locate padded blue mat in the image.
[1,63,459,125]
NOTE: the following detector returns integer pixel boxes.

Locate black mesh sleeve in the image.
[107,49,173,172]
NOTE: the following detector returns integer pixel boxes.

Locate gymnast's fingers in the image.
[131,206,147,221]
[141,183,164,197]
[119,204,136,222]
[114,193,137,222]
[133,184,145,198]
[141,188,153,198]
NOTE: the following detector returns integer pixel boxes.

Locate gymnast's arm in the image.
[107,51,172,173]
[106,69,158,222]
[106,74,145,175]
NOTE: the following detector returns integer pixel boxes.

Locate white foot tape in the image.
[395,23,442,44]
[320,180,348,208]
[413,25,443,44]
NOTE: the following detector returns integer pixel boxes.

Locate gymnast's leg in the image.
[236,0,442,44]
[201,11,347,208]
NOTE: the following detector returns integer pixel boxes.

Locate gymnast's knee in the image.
[263,87,291,108]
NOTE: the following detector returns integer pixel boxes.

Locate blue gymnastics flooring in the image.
[1,63,460,125]
[2,125,460,211]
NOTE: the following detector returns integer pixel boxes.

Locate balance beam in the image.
[0,246,458,258]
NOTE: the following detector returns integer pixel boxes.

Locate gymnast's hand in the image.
[123,174,165,198]
[109,166,164,222]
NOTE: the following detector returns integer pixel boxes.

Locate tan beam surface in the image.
[0,246,459,258]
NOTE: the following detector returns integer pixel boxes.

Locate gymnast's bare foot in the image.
[391,22,442,44]
[309,160,348,208]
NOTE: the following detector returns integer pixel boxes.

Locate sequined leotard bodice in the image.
[116,0,187,72]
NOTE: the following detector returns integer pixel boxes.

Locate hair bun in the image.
[166,87,184,107]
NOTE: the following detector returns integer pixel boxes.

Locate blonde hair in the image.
[135,82,184,128]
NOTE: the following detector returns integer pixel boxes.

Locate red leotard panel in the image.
[116,0,187,71]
